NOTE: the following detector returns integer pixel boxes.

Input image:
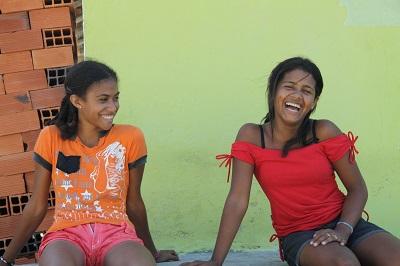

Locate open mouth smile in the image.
[285,102,301,112]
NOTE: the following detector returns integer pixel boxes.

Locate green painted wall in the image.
[84,1,400,252]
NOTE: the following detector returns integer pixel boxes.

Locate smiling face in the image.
[273,68,318,126]
[72,78,120,132]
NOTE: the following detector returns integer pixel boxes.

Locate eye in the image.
[98,97,108,102]
[283,85,294,90]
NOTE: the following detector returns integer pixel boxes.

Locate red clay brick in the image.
[24,172,35,193]
[0,92,32,115]
[0,75,4,95]
[0,30,43,53]
[0,151,35,176]
[0,12,30,34]
[3,70,47,94]
[0,210,55,238]
[30,87,65,109]
[21,130,41,152]
[0,0,43,13]
[0,174,25,198]
[29,7,71,30]
[32,46,74,69]
[0,134,24,156]
[0,51,33,75]
[0,110,40,136]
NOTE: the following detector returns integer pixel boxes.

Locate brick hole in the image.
[10,196,20,205]
[55,0,62,4]
[49,78,57,86]
[58,77,65,84]
[13,206,21,213]
[65,0,72,2]
[55,38,63,45]
[57,69,65,75]
[21,195,30,204]
[46,39,54,46]
[48,70,57,77]
[44,30,53,38]
[44,0,52,5]
[53,30,62,37]
[64,38,72,44]
[42,110,50,117]
[63,28,71,35]
[51,109,59,116]
[44,119,51,126]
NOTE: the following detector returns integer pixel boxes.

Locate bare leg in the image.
[352,231,400,266]
[103,240,155,266]
[39,240,85,266]
[300,242,360,266]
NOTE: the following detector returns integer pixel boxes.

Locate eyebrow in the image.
[283,81,314,90]
[96,92,120,98]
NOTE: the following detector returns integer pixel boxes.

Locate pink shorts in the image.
[38,222,144,266]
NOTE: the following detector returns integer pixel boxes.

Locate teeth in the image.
[285,102,301,109]
[102,115,114,120]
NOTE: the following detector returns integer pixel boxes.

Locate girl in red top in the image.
[0,61,178,266]
[182,57,400,266]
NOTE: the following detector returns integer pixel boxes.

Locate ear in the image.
[69,95,83,109]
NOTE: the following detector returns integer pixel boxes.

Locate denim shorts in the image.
[281,217,385,266]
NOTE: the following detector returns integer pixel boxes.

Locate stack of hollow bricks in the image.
[0,0,77,264]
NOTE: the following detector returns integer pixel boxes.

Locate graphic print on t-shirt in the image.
[90,141,126,196]
[54,141,127,222]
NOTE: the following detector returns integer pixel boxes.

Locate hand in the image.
[155,250,179,263]
[180,260,219,266]
[310,228,350,247]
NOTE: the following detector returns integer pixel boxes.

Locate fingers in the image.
[310,229,341,247]
[157,250,179,262]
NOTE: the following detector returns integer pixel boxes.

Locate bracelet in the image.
[0,256,14,266]
[337,221,354,234]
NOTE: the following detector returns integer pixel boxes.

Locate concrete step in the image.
[18,250,287,266]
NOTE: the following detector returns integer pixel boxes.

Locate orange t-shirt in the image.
[33,124,147,232]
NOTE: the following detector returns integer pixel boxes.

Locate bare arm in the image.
[311,120,367,246]
[209,158,254,265]
[182,124,258,266]
[1,163,51,263]
[126,164,178,262]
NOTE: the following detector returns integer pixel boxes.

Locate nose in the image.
[108,99,118,112]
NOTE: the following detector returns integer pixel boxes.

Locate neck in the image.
[77,123,100,148]
[270,119,300,144]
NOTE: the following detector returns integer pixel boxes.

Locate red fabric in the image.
[217,132,358,238]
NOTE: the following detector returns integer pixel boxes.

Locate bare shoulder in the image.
[315,119,343,141]
[235,123,261,145]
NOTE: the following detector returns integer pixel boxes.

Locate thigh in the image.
[352,231,400,266]
[102,240,155,266]
[39,240,85,266]
[300,242,360,266]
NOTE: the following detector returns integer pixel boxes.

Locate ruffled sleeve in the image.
[231,141,255,165]
[216,141,255,182]
[321,132,359,163]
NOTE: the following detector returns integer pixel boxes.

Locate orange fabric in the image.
[34,125,147,232]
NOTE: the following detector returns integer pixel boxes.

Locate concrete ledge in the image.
[19,250,287,266]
